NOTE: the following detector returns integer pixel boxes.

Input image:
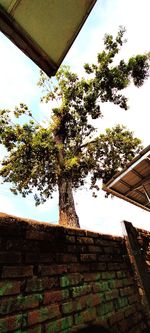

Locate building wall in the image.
[0,214,149,333]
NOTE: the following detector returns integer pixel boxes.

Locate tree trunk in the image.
[58,177,80,228]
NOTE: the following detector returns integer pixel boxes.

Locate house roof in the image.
[104,145,150,212]
[0,0,96,76]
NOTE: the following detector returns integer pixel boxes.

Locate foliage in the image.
[0,27,149,224]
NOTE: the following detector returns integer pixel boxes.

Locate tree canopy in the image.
[0,27,149,227]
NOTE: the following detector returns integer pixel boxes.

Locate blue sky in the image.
[0,0,150,235]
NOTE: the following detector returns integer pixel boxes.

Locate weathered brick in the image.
[118,317,132,332]
[93,281,109,293]
[43,289,69,305]
[120,287,133,297]
[105,290,119,301]
[88,245,103,253]
[39,264,68,276]
[26,230,48,240]
[22,325,42,333]
[0,294,42,315]
[83,273,100,282]
[107,263,121,271]
[80,254,97,262]
[86,231,99,238]
[90,263,106,271]
[108,310,124,325]
[60,273,83,288]
[109,279,124,289]
[128,294,139,305]
[62,299,86,315]
[67,245,77,253]
[25,252,54,263]
[6,239,39,252]
[71,284,92,298]
[0,314,23,332]
[68,263,90,273]
[77,237,94,245]
[74,308,97,325]
[0,281,20,296]
[56,254,77,263]
[2,265,33,278]
[122,277,134,287]
[124,305,136,317]
[45,316,73,333]
[0,252,21,264]
[103,247,116,254]
[28,304,60,326]
[97,301,114,317]
[65,235,76,243]
[116,271,127,279]
[26,277,58,292]
[114,296,128,310]
[101,272,116,280]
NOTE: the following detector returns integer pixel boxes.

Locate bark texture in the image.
[58,177,80,228]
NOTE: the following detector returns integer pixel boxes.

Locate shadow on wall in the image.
[75,325,111,333]
[75,326,150,333]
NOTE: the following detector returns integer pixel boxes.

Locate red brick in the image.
[86,231,99,238]
[90,263,106,271]
[77,237,94,245]
[107,263,121,270]
[26,230,48,240]
[83,273,100,282]
[0,252,21,263]
[74,307,97,325]
[67,245,77,252]
[105,290,119,301]
[39,264,67,276]
[0,313,22,332]
[128,294,139,304]
[2,265,33,278]
[0,280,20,296]
[26,276,58,292]
[0,294,40,315]
[25,252,54,263]
[65,235,76,243]
[80,254,97,262]
[118,318,131,332]
[120,287,133,297]
[124,305,136,317]
[56,254,77,263]
[25,325,42,333]
[43,289,69,305]
[68,263,90,273]
[28,304,60,326]
[45,316,73,332]
[71,284,92,298]
[60,273,83,287]
[109,310,124,325]
[88,245,103,253]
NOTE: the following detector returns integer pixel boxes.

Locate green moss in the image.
[0,282,13,296]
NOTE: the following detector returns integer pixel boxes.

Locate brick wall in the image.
[0,214,149,333]
[137,228,150,272]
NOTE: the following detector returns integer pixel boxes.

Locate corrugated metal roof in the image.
[0,0,96,76]
[104,145,150,212]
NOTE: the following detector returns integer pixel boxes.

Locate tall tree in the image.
[0,28,149,228]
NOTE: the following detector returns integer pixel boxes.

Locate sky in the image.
[0,0,150,235]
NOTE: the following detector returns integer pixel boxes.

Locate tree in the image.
[0,28,149,228]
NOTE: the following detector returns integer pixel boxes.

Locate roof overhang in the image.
[104,145,150,212]
[0,0,96,76]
